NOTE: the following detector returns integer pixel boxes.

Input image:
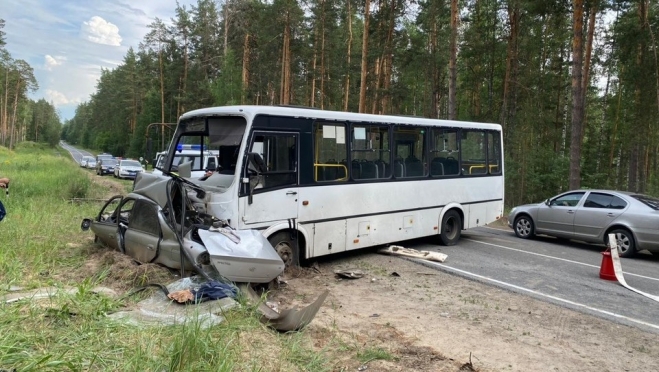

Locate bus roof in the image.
[178,105,502,131]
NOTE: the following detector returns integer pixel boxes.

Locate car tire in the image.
[606,229,636,258]
[268,231,301,269]
[514,215,535,239]
[440,209,462,246]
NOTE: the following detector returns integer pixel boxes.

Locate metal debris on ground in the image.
[334,269,365,279]
[378,245,448,263]
[240,283,329,332]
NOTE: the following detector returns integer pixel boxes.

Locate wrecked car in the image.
[81,174,285,284]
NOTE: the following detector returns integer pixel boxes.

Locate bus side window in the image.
[461,130,487,175]
[314,122,348,182]
[351,124,390,180]
[249,133,298,189]
[393,126,427,178]
[430,129,460,176]
[487,132,501,174]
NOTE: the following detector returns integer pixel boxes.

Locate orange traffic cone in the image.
[599,249,617,281]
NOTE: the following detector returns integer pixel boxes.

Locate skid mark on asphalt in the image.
[464,237,659,283]
[420,260,659,332]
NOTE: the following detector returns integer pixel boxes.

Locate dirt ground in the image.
[272,248,659,372]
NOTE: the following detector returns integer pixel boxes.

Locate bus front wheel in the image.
[268,231,300,268]
[440,210,462,246]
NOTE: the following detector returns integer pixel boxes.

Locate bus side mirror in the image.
[247,152,266,174]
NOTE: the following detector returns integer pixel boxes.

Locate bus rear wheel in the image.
[268,231,300,269]
[440,210,461,246]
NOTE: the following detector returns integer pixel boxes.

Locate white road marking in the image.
[422,260,659,331]
[465,238,659,283]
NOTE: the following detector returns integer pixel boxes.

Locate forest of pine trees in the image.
[51,0,659,207]
[0,19,62,149]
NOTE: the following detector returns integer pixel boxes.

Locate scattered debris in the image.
[416,272,438,276]
[240,283,329,332]
[390,272,400,277]
[334,269,365,279]
[1,286,117,304]
[378,245,448,263]
[168,289,194,303]
[369,313,380,318]
[109,277,236,328]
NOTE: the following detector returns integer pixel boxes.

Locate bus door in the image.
[241,131,299,224]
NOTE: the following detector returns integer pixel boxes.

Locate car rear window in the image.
[630,194,659,210]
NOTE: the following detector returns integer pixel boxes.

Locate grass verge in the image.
[0,144,332,371]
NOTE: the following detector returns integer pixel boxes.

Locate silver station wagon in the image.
[508,190,659,257]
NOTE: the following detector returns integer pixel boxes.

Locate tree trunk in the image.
[381,0,396,114]
[9,77,20,150]
[311,33,318,107]
[319,0,326,109]
[580,1,597,140]
[358,0,370,113]
[448,0,459,120]
[223,0,230,58]
[343,0,352,111]
[279,18,292,105]
[158,44,165,150]
[569,0,585,190]
[241,34,250,104]
[2,68,8,146]
[500,1,520,133]
[180,31,189,116]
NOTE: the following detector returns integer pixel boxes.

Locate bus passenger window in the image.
[351,125,390,180]
[430,129,459,176]
[314,122,348,182]
[461,130,487,175]
[487,132,502,174]
[393,126,427,178]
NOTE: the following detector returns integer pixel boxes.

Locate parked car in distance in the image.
[80,156,94,168]
[85,158,97,169]
[508,189,659,258]
[96,158,118,176]
[96,153,114,164]
[114,159,144,179]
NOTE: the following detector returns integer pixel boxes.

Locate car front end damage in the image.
[81,170,326,331]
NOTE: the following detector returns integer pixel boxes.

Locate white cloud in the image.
[44,55,66,70]
[45,89,80,106]
[80,16,122,46]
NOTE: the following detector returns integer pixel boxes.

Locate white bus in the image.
[154,105,504,267]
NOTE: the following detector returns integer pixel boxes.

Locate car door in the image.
[241,131,299,224]
[92,196,122,251]
[536,192,586,237]
[123,199,161,263]
[573,192,626,240]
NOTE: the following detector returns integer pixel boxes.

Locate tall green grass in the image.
[0,144,331,371]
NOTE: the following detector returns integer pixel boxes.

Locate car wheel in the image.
[440,209,462,246]
[514,215,535,239]
[606,229,636,258]
[268,231,301,269]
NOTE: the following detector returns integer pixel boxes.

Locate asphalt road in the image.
[60,141,93,164]
[402,226,659,334]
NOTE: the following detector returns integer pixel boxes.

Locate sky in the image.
[3,0,198,121]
